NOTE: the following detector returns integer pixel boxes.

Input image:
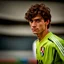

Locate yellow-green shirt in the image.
[35,32,64,64]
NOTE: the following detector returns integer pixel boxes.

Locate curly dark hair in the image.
[25,3,51,28]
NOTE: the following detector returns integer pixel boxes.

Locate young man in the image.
[25,3,64,64]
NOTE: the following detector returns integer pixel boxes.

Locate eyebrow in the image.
[32,17,42,21]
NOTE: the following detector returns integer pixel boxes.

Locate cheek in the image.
[38,23,46,32]
[38,23,45,29]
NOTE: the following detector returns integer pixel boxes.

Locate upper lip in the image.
[32,28,37,31]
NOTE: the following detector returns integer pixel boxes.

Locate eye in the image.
[35,19,41,22]
[29,20,33,23]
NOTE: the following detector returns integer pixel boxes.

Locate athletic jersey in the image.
[33,32,64,64]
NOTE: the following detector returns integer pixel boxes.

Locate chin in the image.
[33,32,38,35]
[32,31,38,34]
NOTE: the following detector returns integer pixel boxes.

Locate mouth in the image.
[32,28,37,32]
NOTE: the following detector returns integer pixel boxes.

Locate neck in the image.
[37,30,49,41]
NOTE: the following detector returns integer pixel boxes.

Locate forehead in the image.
[32,14,42,20]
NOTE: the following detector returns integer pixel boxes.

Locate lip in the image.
[32,28,37,31]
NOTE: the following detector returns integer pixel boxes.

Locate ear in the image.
[45,20,50,25]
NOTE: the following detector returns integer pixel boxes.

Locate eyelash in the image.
[36,19,41,22]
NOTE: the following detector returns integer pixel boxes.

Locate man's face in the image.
[29,14,49,35]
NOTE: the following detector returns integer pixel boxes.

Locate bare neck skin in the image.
[37,29,49,41]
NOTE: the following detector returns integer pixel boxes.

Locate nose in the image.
[31,21,36,27]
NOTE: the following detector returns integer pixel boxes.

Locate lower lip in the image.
[32,29,37,32]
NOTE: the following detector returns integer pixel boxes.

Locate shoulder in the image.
[32,39,38,59]
[33,39,38,46]
[48,32,64,45]
[48,34,64,61]
[48,33,64,57]
[48,33,64,47]
[32,39,38,51]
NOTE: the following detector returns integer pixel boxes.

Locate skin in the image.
[29,14,50,41]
